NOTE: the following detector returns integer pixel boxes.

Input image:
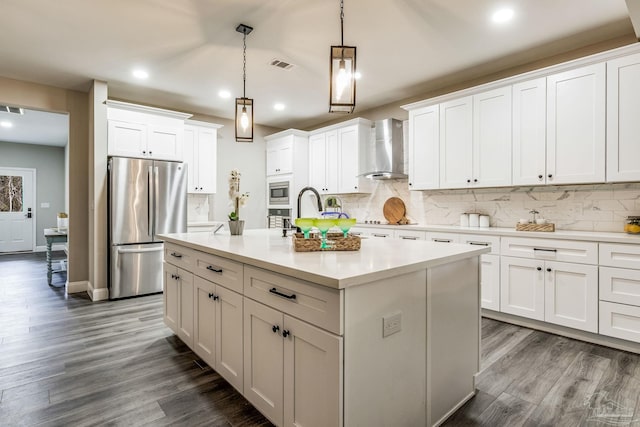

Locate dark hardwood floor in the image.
[1,252,640,426]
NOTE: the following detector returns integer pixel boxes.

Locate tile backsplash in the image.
[187,194,212,222]
[339,181,640,232]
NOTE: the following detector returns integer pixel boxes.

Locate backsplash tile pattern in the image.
[187,194,211,222]
[340,181,640,232]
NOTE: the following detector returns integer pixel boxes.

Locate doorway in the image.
[0,167,35,252]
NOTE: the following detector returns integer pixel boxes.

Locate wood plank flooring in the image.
[2,252,640,426]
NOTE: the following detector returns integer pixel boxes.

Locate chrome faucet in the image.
[296,186,323,231]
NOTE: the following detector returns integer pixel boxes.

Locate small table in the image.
[44,228,67,286]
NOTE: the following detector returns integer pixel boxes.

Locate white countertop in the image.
[158,229,489,289]
[353,223,640,244]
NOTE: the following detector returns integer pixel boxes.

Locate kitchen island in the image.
[158,229,490,427]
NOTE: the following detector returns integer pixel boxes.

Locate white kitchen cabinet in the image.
[337,125,362,193]
[473,86,512,187]
[308,131,338,194]
[193,276,244,393]
[512,78,547,185]
[440,96,473,189]
[500,256,545,321]
[408,104,439,190]
[184,121,221,194]
[394,229,427,240]
[600,301,640,343]
[163,262,194,347]
[243,298,341,427]
[480,254,501,311]
[107,100,191,161]
[607,52,640,182]
[546,63,605,184]
[425,231,460,243]
[266,137,293,176]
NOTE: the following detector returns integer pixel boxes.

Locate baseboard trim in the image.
[87,281,109,301]
[433,390,476,427]
[66,280,88,294]
[35,244,66,252]
[482,309,640,355]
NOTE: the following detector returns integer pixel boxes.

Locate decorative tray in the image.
[515,223,555,232]
[292,232,361,252]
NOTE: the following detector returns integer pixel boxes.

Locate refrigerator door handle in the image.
[148,166,154,238]
[154,166,159,238]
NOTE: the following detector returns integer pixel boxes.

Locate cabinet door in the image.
[177,268,194,347]
[544,261,598,332]
[148,124,183,161]
[215,285,244,393]
[163,262,179,333]
[193,276,216,366]
[243,298,284,426]
[440,96,473,189]
[108,120,147,158]
[338,125,360,193]
[473,86,512,187]
[325,130,339,194]
[513,78,547,185]
[197,127,217,193]
[480,254,500,311]
[267,137,293,176]
[183,126,198,193]
[308,133,327,192]
[283,315,342,427]
[500,256,544,321]
[607,53,640,182]
[408,105,439,190]
[546,63,605,184]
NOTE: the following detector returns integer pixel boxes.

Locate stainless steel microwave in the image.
[269,181,290,205]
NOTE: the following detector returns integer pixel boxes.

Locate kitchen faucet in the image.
[296,186,323,231]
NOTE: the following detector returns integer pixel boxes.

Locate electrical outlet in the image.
[382,312,402,338]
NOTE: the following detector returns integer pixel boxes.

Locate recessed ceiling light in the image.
[492,8,514,23]
[218,90,231,99]
[0,121,13,128]
[354,71,362,80]
[274,103,285,111]
[132,69,149,79]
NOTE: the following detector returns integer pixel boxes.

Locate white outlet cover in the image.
[382,312,402,338]
[40,202,50,208]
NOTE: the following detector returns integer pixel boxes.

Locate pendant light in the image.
[235,24,254,142]
[329,0,356,113]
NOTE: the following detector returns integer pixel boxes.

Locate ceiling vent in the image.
[0,105,24,114]
[269,58,294,70]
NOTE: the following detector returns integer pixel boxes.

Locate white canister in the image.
[479,215,490,228]
[469,213,480,227]
[460,213,469,227]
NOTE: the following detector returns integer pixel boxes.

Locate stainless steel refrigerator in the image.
[108,157,187,299]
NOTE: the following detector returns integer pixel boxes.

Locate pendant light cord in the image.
[242,31,247,100]
[340,0,344,46]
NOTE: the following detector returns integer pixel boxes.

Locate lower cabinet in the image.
[163,262,194,347]
[243,298,342,427]
[193,276,244,393]
[500,256,598,332]
[480,254,500,311]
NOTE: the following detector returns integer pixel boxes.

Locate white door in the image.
[163,262,179,334]
[107,120,147,158]
[546,63,605,184]
[480,254,501,311]
[215,285,244,393]
[440,96,473,189]
[512,78,547,185]
[473,86,512,187]
[177,268,194,348]
[308,133,327,192]
[193,276,216,367]
[324,130,339,194]
[408,104,439,190]
[197,127,217,193]
[147,124,183,161]
[500,256,545,321]
[183,126,198,193]
[0,167,35,252]
[337,125,359,193]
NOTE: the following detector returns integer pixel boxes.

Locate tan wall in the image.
[0,76,89,283]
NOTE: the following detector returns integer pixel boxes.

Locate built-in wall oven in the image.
[268,180,290,205]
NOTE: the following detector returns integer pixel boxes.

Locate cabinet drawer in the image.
[600,243,640,269]
[244,265,342,335]
[425,232,460,243]
[193,251,244,293]
[164,243,195,270]
[501,237,597,264]
[394,229,426,240]
[459,234,501,255]
[600,301,640,343]
[600,267,640,307]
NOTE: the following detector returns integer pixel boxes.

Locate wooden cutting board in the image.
[383,197,406,224]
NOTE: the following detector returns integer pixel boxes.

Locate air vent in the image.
[269,58,294,70]
[0,105,24,114]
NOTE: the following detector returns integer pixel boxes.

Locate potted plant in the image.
[228,169,249,235]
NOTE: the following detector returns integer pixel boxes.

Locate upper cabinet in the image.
[184,120,222,194]
[607,52,640,182]
[546,63,605,184]
[266,138,294,176]
[439,96,473,189]
[512,78,547,185]
[106,100,192,161]
[408,105,439,190]
[309,118,372,195]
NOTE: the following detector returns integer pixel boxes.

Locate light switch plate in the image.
[40,202,50,208]
[382,312,402,338]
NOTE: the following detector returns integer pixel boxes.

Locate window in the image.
[0,175,23,212]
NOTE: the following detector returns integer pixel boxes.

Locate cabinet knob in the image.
[546,268,552,272]
[149,151,152,155]
[213,295,219,301]
[473,179,478,183]
[466,179,471,183]
[548,174,553,179]
[354,186,358,190]
[282,330,290,338]
[538,175,543,180]
[142,150,146,155]
[409,182,412,186]
[272,325,280,334]
[537,267,542,271]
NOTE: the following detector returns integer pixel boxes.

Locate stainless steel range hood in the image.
[359,118,407,179]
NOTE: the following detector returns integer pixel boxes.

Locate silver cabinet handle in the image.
[433,239,452,243]
[400,236,418,240]
[372,234,388,238]
[468,242,489,246]
[533,248,557,253]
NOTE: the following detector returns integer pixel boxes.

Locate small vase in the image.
[228,220,245,235]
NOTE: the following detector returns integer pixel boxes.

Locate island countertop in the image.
[158,229,489,289]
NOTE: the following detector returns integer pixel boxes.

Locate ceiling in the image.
[0,108,69,147]
[0,0,636,133]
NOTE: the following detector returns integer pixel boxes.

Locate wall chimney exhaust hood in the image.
[359,118,407,179]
